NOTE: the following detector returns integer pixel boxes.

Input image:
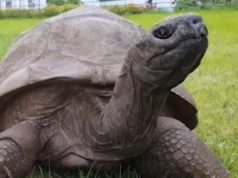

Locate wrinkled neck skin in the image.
[87,49,170,159]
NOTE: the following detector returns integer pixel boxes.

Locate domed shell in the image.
[0,5,198,129]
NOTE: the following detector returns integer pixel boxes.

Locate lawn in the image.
[0,9,238,178]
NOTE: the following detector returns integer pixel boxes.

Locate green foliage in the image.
[123,4,147,14]
[174,0,238,10]
[174,0,202,10]
[47,0,80,5]
[103,4,146,15]
[0,9,41,19]
[0,3,150,19]
[0,4,82,19]
[42,4,81,16]
[47,0,65,5]
[103,5,127,15]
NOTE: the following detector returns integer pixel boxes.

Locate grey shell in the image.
[0,5,198,129]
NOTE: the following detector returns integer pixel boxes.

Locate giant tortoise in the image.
[0,5,228,178]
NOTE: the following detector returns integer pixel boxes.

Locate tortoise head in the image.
[128,13,208,90]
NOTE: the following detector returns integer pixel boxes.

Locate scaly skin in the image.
[131,117,229,178]
[0,122,41,178]
[0,10,229,178]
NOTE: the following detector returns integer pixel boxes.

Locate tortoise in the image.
[0,5,228,178]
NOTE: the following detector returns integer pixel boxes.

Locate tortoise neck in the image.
[93,61,169,158]
[107,62,169,131]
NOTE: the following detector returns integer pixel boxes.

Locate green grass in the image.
[0,9,238,178]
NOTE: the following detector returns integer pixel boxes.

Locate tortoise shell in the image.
[0,5,198,129]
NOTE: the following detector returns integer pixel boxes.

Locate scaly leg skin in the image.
[131,117,229,178]
[0,121,41,178]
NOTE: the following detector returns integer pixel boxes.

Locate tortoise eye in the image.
[153,26,172,39]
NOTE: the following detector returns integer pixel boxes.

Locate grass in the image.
[0,9,238,178]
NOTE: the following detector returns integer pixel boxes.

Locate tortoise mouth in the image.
[167,35,208,78]
[178,35,208,65]
[174,35,208,51]
[183,35,208,47]
[164,36,208,77]
[169,35,208,53]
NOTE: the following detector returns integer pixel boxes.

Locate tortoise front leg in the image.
[0,121,41,178]
[131,117,229,178]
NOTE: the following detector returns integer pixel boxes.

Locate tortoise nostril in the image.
[189,16,208,36]
[191,16,202,25]
[189,14,203,25]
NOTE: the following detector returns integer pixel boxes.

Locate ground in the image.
[0,9,237,178]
